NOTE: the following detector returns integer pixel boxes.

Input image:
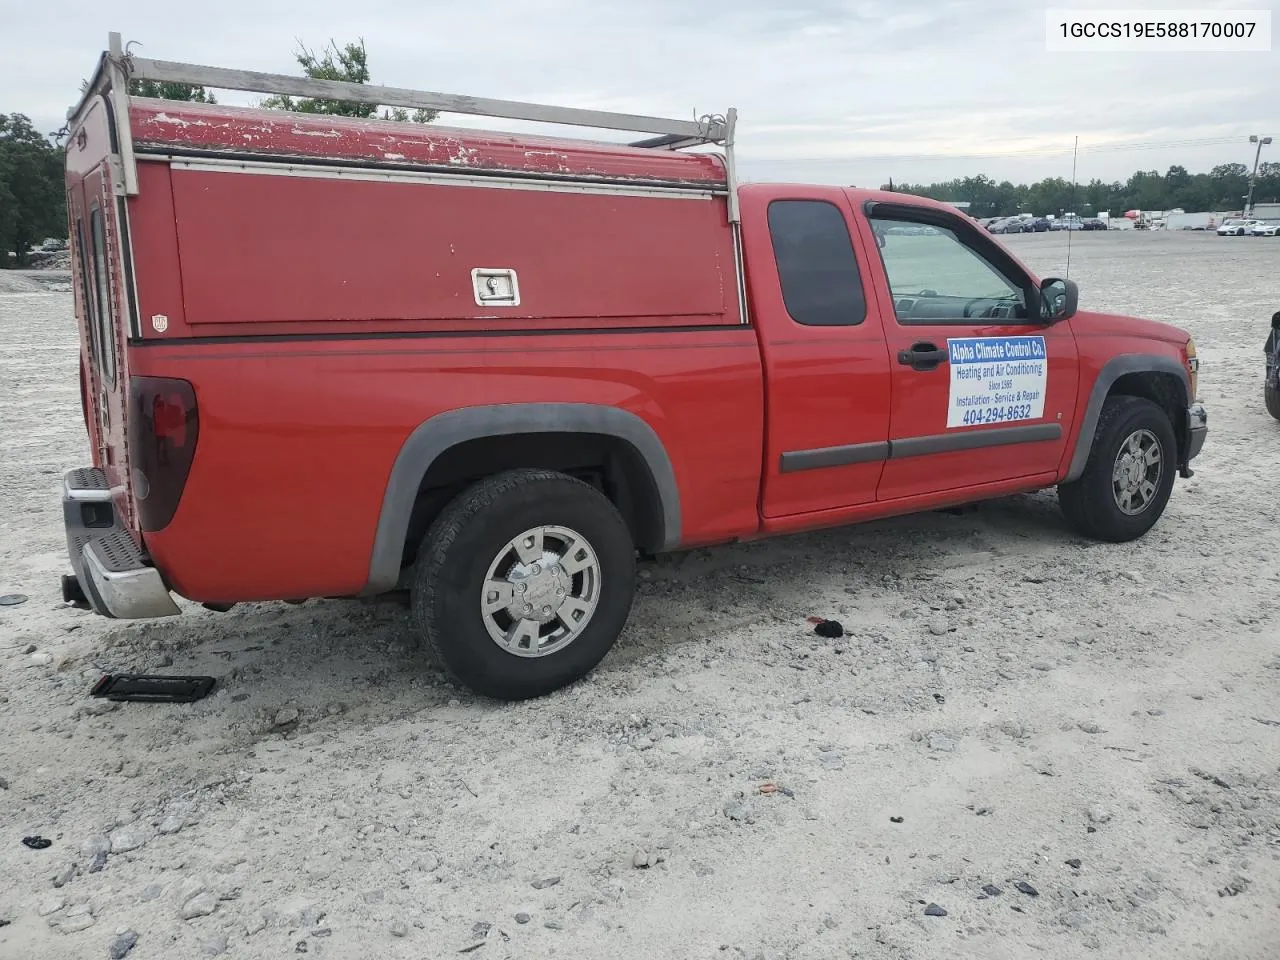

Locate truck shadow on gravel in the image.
[92,491,1079,719]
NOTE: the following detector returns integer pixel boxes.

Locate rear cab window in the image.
[767,199,867,327]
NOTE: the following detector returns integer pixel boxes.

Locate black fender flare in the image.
[363,404,682,594]
[1064,354,1192,483]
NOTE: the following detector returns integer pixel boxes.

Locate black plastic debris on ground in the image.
[22,836,52,849]
[982,884,1003,897]
[813,619,844,639]
[90,674,216,703]
[924,903,948,917]
[1014,881,1040,897]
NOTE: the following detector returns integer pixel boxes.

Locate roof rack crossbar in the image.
[124,55,729,144]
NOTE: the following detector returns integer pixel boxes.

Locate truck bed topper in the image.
[71,32,740,217]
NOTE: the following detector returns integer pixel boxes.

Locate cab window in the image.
[870,217,1032,324]
[768,200,867,326]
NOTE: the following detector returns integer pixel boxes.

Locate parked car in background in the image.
[1267,311,1280,421]
[1248,220,1280,236]
[989,217,1026,234]
[1051,218,1084,231]
[1082,218,1108,231]
[1027,217,1052,232]
[1217,219,1261,236]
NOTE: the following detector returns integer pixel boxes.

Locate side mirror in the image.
[1040,277,1078,322]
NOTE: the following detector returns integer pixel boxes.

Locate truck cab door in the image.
[857,200,1079,502]
[741,187,893,519]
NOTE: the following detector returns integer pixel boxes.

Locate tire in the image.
[1058,396,1178,543]
[1267,382,1280,422]
[411,469,636,700]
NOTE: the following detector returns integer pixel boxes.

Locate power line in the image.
[750,135,1253,164]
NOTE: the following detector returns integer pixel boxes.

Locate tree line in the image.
[883,164,1280,220]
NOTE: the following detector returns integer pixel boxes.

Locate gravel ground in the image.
[1,231,1278,960]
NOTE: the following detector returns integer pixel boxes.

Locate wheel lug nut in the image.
[516,583,526,593]
[542,605,552,615]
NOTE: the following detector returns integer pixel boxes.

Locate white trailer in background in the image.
[1165,212,1215,231]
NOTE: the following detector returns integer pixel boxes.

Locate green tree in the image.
[0,113,65,267]
[129,79,217,103]
[261,39,436,123]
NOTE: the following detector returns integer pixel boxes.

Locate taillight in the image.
[127,376,199,532]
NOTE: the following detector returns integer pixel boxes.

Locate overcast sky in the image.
[2,0,1275,186]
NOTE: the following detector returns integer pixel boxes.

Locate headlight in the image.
[1185,337,1199,399]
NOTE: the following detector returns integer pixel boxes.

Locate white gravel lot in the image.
[1,231,1278,960]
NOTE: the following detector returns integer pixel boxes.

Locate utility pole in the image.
[1245,135,1273,217]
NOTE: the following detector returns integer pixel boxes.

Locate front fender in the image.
[1064,354,1192,483]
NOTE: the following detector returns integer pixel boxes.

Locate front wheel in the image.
[1266,382,1280,421]
[1058,396,1178,542]
[411,469,636,700]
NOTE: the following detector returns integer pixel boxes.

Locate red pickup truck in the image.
[61,36,1206,699]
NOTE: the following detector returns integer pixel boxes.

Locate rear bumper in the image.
[62,467,180,619]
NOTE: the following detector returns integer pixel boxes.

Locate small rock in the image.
[1000,722,1029,740]
[997,669,1017,680]
[723,800,748,822]
[1031,661,1053,672]
[814,619,844,638]
[962,645,976,653]
[81,836,111,859]
[544,921,564,930]
[22,644,37,654]
[1078,721,1103,735]
[1147,708,1166,717]
[1065,859,1082,870]
[157,815,185,836]
[924,903,948,917]
[244,914,267,937]
[110,827,155,854]
[1086,804,1112,825]
[56,914,96,933]
[200,932,229,956]
[38,896,65,917]
[81,700,119,717]
[890,816,904,824]
[30,652,54,666]
[109,930,140,959]
[181,891,218,920]
[530,876,561,890]
[1014,881,1039,897]
[89,852,107,874]
[514,913,531,925]
[632,849,654,869]
[389,920,408,937]
[52,863,77,888]
[927,734,956,753]
[1120,570,1144,584]
[982,884,1003,897]
[138,883,163,902]
[928,617,949,637]
[0,776,8,790]
[273,707,300,728]
[1219,875,1250,897]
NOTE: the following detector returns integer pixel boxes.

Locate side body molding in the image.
[1064,354,1191,482]
[364,404,682,594]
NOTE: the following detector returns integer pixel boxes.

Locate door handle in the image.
[897,342,948,371]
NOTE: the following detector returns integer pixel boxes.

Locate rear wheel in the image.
[411,469,636,700]
[1058,396,1178,542]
